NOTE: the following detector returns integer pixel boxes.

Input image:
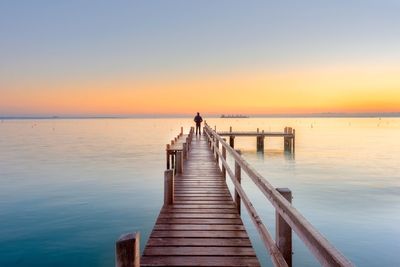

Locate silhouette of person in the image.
[194,112,203,135]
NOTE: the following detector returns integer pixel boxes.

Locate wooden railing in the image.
[204,123,353,267]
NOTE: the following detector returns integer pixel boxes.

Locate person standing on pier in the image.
[194,112,203,135]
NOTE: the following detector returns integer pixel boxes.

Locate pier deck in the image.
[116,125,353,267]
[141,134,260,266]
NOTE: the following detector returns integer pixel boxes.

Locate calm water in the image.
[0,118,399,266]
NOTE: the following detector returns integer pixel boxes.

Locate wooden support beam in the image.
[166,144,170,169]
[216,139,220,165]
[234,150,242,215]
[222,139,227,180]
[182,143,187,159]
[292,129,296,153]
[115,232,140,267]
[176,151,183,174]
[229,136,235,148]
[276,188,293,267]
[164,169,174,205]
[256,136,264,152]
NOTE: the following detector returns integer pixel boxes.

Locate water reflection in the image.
[0,118,399,267]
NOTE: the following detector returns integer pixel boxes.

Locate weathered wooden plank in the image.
[170,204,236,209]
[174,193,230,196]
[154,224,245,231]
[173,200,234,204]
[141,256,260,267]
[146,238,252,247]
[150,230,249,238]
[158,213,240,219]
[174,196,233,201]
[155,218,243,225]
[162,208,237,214]
[143,247,256,256]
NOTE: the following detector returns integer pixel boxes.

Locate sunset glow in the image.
[2,64,399,115]
[1,1,399,116]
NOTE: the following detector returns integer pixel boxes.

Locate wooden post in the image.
[182,143,187,159]
[171,153,175,169]
[276,188,292,267]
[176,151,183,174]
[284,127,290,152]
[234,150,241,215]
[292,129,296,153]
[229,136,235,148]
[257,136,264,152]
[222,138,227,180]
[180,127,183,136]
[287,128,293,152]
[164,169,174,205]
[216,139,219,164]
[115,232,140,267]
[230,126,232,133]
[166,144,170,169]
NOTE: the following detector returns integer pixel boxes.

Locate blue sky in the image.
[1,1,400,115]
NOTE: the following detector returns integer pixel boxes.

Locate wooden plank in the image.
[162,208,237,214]
[173,200,234,204]
[146,238,252,247]
[150,230,249,238]
[158,213,240,219]
[143,247,256,256]
[154,224,245,231]
[170,204,236,209]
[174,196,233,201]
[141,256,260,267]
[155,218,243,225]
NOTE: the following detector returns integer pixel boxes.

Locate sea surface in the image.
[0,118,399,267]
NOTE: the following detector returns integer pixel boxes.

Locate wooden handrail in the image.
[204,124,353,267]
[204,129,288,267]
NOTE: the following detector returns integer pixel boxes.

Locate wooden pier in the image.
[116,124,353,267]
[217,126,295,153]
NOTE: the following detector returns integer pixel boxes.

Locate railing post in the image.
[164,169,174,205]
[234,150,241,215]
[166,144,170,169]
[276,188,293,267]
[222,138,227,180]
[176,151,183,174]
[115,232,140,267]
[292,129,296,153]
[215,139,219,164]
[229,136,235,148]
[182,143,187,159]
[284,127,290,151]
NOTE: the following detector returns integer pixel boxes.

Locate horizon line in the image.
[1,111,400,120]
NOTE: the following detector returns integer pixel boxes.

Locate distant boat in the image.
[220,114,249,118]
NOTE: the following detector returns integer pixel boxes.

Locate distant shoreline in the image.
[1,112,400,120]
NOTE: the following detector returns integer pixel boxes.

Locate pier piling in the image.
[115,232,140,267]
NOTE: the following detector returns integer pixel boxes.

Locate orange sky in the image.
[1,64,399,115]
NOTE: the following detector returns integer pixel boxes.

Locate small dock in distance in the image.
[115,124,353,267]
[217,126,296,152]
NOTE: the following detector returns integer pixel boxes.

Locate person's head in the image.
[197,112,200,115]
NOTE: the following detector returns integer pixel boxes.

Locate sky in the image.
[1,0,400,116]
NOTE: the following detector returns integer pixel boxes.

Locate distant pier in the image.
[116,124,353,267]
[217,126,295,153]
